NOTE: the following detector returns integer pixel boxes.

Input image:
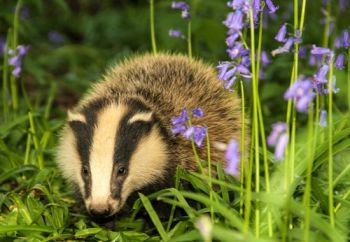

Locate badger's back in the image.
[78,53,241,169]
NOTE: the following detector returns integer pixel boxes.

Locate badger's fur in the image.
[57,53,242,219]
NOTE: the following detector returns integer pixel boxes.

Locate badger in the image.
[57,53,242,219]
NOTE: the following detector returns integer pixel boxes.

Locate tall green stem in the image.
[239,80,245,217]
[187,21,192,58]
[149,0,157,54]
[327,61,334,227]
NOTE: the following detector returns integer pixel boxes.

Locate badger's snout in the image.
[88,204,112,218]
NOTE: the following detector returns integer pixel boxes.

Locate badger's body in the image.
[57,53,242,218]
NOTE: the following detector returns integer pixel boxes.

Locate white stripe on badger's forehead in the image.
[67,110,87,123]
[128,112,153,124]
[89,103,126,204]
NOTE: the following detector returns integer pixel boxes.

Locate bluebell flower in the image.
[267,122,287,146]
[343,31,349,48]
[236,64,251,79]
[261,51,270,66]
[169,29,183,38]
[181,9,191,19]
[192,108,204,118]
[224,76,237,90]
[294,29,302,43]
[335,53,345,70]
[334,36,343,49]
[298,46,307,58]
[271,37,294,56]
[8,45,29,77]
[171,125,187,135]
[226,32,239,47]
[224,139,240,177]
[319,109,327,127]
[284,78,315,113]
[171,108,188,125]
[223,10,244,31]
[193,126,207,147]
[274,133,289,161]
[275,23,287,42]
[228,0,249,12]
[48,31,64,44]
[171,1,189,10]
[314,64,329,84]
[265,0,279,14]
[253,0,261,22]
[311,45,331,55]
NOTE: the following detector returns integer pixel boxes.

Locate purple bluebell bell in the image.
[228,0,249,12]
[171,108,188,125]
[274,133,289,161]
[181,9,191,19]
[8,45,29,77]
[193,126,207,147]
[299,46,307,58]
[319,109,327,127]
[343,31,350,48]
[311,45,331,55]
[217,62,236,81]
[267,122,287,147]
[284,78,315,113]
[223,10,244,31]
[169,29,183,38]
[294,29,302,43]
[261,51,270,66]
[171,125,187,135]
[224,76,237,90]
[224,139,240,177]
[226,32,239,47]
[253,0,261,22]
[314,64,329,84]
[275,23,287,42]
[271,37,294,56]
[0,37,5,53]
[192,108,204,118]
[227,42,248,60]
[171,1,189,10]
[340,0,348,10]
[334,36,342,49]
[335,53,345,70]
[265,0,279,14]
[48,31,64,44]
[236,64,251,79]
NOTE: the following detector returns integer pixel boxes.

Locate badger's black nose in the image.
[89,206,111,218]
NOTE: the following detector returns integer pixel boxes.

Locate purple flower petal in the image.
[335,53,345,70]
[171,108,189,125]
[223,10,244,31]
[314,64,329,84]
[193,126,206,147]
[343,31,350,48]
[275,23,287,42]
[171,125,187,135]
[271,37,294,56]
[12,66,21,77]
[265,0,279,14]
[319,109,327,127]
[311,45,331,55]
[192,108,204,118]
[261,51,270,65]
[267,122,287,147]
[224,139,240,177]
[169,29,183,38]
[171,1,189,10]
[181,9,191,19]
[274,133,289,161]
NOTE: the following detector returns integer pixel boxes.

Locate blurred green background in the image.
[0,0,349,124]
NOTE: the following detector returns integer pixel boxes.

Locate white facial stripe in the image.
[121,126,168,203]
[67,110,86,123]
[89,103,126,205]
[128,112,153,124]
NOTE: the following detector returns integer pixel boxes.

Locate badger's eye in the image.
[82,165,89,176]
[118,166,127,175]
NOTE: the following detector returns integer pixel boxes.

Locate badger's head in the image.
[57,98,175,219]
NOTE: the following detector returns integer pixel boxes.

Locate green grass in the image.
[1,0,350,241]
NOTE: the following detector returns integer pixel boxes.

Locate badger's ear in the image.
[67,110,86,123]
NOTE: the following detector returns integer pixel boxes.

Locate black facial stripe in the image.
[110,99,157,199]
[70,98,111,198]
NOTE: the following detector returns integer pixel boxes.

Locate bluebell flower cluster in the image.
[169,1,190,38]
[171,108,207,148]
[267,122,288,161]
[8,45,30,77]
[272,23,301,56]
[284,78,315,113]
